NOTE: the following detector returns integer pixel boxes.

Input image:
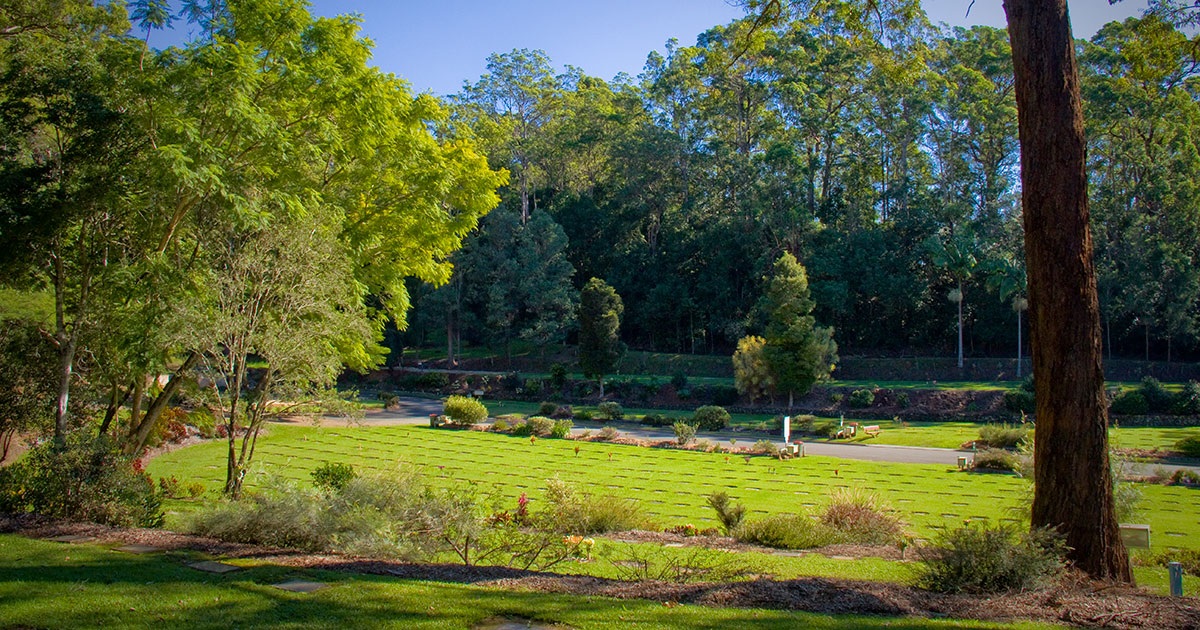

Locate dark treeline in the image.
[404,8,1200,364]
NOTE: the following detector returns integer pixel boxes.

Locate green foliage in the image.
[1110,391,1149,415]
[732,335,773,403]
[578,278,623,390]
[706,491,746,534]
[751,439,777,455]
[1176,435,1200,458]
[1138,377,1175,413]
[672,422,697,445]
[573,409,594,422]
[971,448,1021,472]
[492,419,511,433]
[1172,381,1200,415]
[526,416,555,437]
[443,396,488,425]
[311,462,357,492]
[550,419,573,439]
[596,401,623,421]
[1003,389,1036,414]
[761,253,837,405]
[917,525,1065,593]
[640,413,675,427]
[691,406,731,431]
[1152,548,1200,577]
[0,320,56,456]
[733,513,836,550]
[537,401,559,416]
[0,435,162,527]
[415,373,451,389]
[549,364,568,390]
[819,489,905,545]
[671,372,689,389]
[978,424,1028,449]
[541,478,648,534]
[847,389,875,408]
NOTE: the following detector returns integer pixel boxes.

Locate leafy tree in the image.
[733,335,774,403]
[761,252,837,409]
[578,278,623,397]
[925,229,980,368]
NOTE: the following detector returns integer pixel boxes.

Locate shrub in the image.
[415,372,450,389]
[751,439,777,455]
[978,424,1028,449]
[812,420,839,437]
[671,372,688,389]
[971,448,1021,472]
[1003,389,1036,414]
[523,378,544,393]
[676,388,691,400]
[510,420,532,437]
[1138,376,1174,413]
[710,385,740,406]
[1152,548,1200,577]
[917,524,1064,593]
[443,395,488,425]
[492,419,510,433]
[537,401,559,417]
[829,392,844,404]
[897,392,910,408]
[791,415,815,433]
[692,405,731,431]
[0,435,162,528]
[1110,391,1149,415]
[526,416,555,437]
[542,478,647,534]
[673,422,697,445]
[550,419,573,439]
[549,363,568,390]
[186,481,206,499]
[1176,435,1200,458]
[1170,469,1200,486]
[848,389,875,408]
[551,404,573,419]
[597,401,623,422]
[819,489,904,545]
[573,409,594,422]
[733,513,836,549]
[641,413,674,427]
[1173,381,1200,415]
[1020,374,1036,393]
[596,426,618,441]
[311,462,357,492]
[706,491,746,534]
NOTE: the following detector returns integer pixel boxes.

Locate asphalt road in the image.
[289,396,1198,475]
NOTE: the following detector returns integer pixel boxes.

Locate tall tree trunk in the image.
[1004,0,1131,582]
[126,353,202,455]
[956,279,964,369]
[1017,309,1023,378]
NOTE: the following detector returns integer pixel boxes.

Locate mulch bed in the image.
[2,515,1197,629]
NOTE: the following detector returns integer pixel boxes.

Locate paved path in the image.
[283,396,1199,475]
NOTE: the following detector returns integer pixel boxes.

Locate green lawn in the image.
[149,425,1200,560]
[7,534,1059,630]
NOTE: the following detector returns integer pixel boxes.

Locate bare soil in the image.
[4,516,1197,630]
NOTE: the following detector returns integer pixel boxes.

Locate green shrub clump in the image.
[673,421,697,445]
[812,420,839,437]
[0,435,162,527]
[640,413,675,427]
[542,477,648,534]
[917,525,1064,593]
[1138,376,1174,413]
[706,491,747,534]
[692,405,731,431]
[597,401,623,421]
[549,363,568,390]
[526,416,555,437]
[311,462,357,492]
[971,448,1021,472]
[1003,389,1036,414]
[550,419,573,439]
[1176,435,1200,458]
[848,389,875,408]
[1110,391,1149,415]
[819,489,905,545]
[443,395,488,425]
[733,513,835,549]
[537,401,559,417]
[1173,381,1200,415]
[978,424,1028,449]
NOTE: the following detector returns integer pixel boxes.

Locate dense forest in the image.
[402,8,1200,364]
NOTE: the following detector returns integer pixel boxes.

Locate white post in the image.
[783,415,791,444]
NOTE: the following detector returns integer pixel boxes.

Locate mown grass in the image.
[8,534,1064,630]
[148,425,1200,557]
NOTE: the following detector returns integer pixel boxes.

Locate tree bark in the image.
[125,353,202,455]
[1003,0,1131,582]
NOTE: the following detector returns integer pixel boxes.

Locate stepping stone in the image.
[114,544,161,554]
[187,560,241,574]
[48,535,96,544]
[273,580,327,593]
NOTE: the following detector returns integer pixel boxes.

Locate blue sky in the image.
[148,1,1149,96]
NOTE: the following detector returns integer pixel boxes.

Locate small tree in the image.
[760,253,837,409]
[733,335,774,403]
[443,395,488,425]
[578,278,623,397]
